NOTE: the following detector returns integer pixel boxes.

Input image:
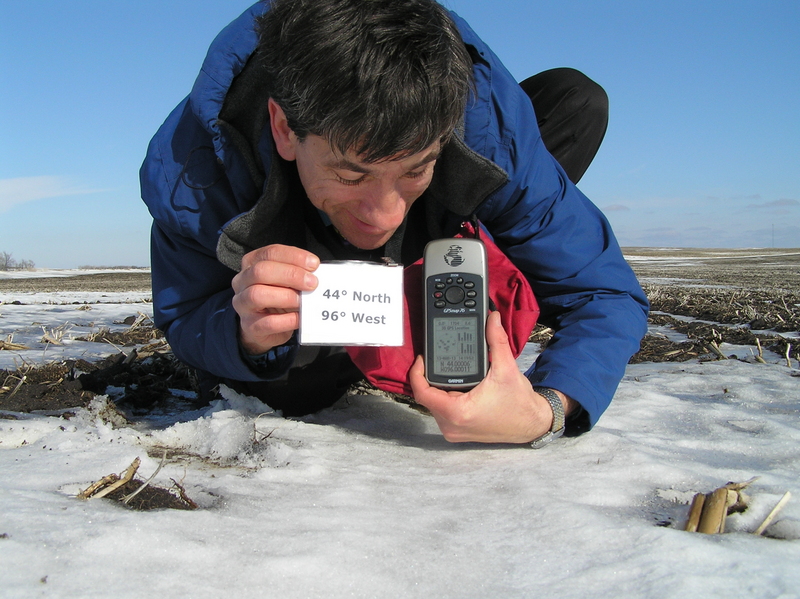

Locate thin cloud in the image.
[643,227,677,234]
[746,198,799,209]
[0,176,104,213]
[617,163,648,178]
[707,194,765,205]
[618,223,800,249]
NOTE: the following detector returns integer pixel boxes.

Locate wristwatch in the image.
[530,387,565,449]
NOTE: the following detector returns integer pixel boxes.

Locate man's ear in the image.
[268,98,298,161]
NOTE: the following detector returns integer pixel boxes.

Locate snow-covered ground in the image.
[1,281,799,598]
[0,268,149,280]
[0,299,153,369]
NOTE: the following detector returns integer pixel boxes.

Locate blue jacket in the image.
[140,2,648,428]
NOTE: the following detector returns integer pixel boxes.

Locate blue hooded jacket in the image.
[140,2,648,428]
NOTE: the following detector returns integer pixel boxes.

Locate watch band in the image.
[530,387,566,449]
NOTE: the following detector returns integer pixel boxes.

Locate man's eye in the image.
[335,174,366,186]
[405,162,435,180]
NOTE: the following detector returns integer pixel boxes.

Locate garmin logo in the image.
[443,244,465,267]
[448,378,465,384]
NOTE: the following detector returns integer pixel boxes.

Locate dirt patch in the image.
[0,360,96,413]
[76,455,198,511]
[1,324,196,415]
[526,250,800,365]
[99,478,197,511]
[0,271,151,294]
[99,479,197,512]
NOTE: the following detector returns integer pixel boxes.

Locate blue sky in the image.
[2,0,798,268]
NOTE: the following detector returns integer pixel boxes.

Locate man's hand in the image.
[232,244,320,355]
[409,311,574,444]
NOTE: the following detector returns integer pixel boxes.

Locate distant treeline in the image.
[0,251,35,271]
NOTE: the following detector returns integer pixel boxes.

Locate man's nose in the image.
[362,184,406,228]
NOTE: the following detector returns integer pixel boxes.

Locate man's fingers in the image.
[408,355,428,397]
[241,244,320,272]
[409,355,461,416]
[485,311,515,373]
[239,311,299,354]
[246,310,300,339]
[235,244,319,296]
[233,259,318,295]
[232,283,301,315]
[232,245,321,355]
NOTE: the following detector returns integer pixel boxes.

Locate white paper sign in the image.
[300,261,404,346]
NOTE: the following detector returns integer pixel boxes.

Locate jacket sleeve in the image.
[149,221,296,382]
[141,100,296,383]
[459,20,649,428]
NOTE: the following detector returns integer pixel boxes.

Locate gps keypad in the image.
[428,273,482,312]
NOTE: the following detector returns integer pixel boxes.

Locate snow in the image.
[0,300,153,369]
[0,268,149,280]
[2,288,799,598]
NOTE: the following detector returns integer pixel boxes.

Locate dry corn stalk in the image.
[685,478,756,534]
[0,334,29,351]
[77,457,141,500]
[685,478,791,535]
[753,492,792,536]
[40,324,70,345]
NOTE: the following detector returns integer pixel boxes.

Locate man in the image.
[141,0,648,446]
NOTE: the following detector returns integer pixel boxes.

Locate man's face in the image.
[291,134,440,250]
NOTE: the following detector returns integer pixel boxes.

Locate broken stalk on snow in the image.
[127,312,151,331]
[253,411,279,444]
[753,492,792,536]
[77,457,141,500]
[708,340,727,360]
[754,339,767,364]
[122,450,168,505]
[0,335,30,351]
[40,324,70,346]
[89,458,141,500]
[171,478,199,510]
[77,473,120,500]
[685,477,758,534]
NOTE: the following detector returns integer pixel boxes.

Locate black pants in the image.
[203,68,609,415]
[225,346,364,417]
[520,67,608,184]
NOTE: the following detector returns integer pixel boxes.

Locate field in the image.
[0,270,152,294]
[1,251,798,598]
[2,250,799,413]
[624,248,800,364]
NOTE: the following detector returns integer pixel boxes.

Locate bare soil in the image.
[0,271,151,294]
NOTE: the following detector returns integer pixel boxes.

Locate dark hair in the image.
[257,0,474,162]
